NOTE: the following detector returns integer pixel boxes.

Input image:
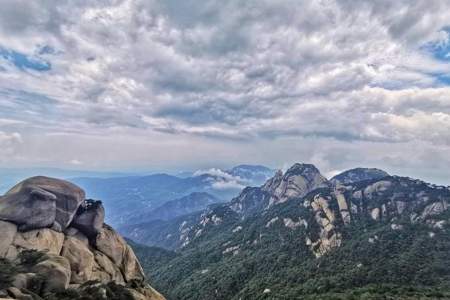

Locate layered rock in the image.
[303,175,450,257]
[306,194,342,257]
[0,176,164,300]
[262,163,329,205]
[230,163,329,216]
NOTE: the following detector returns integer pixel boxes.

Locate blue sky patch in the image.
[0,46,51,71]
[435,73,450,85]
[422,27,450,61]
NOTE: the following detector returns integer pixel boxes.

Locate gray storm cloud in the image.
[0,0,449,184]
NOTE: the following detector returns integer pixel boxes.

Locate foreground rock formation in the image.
[0,176,164,300]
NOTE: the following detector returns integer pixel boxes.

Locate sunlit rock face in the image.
[262,163,329,205]
[230,163,329,216]
[0,176,165,300]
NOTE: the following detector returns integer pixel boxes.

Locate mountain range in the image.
[72,165,274,226]
[121,163,450,299]
[2,163,449,299]
[0,165,275,227]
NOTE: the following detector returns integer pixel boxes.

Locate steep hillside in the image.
[129,192,221,224]
[127,164,450,299]
[0,176,164,300]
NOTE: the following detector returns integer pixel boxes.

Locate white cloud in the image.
[0,0,450,182]
[194,168,246,190]
[0,131,22,158]
[69,159,83,166]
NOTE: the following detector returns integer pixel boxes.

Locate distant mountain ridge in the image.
[129,192,221,224]
[330,167,389,185]
[0,168,133,194]
[120,164,394,249]
[71,165,275,226]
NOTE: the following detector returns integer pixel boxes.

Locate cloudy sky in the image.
[0,0,450,183]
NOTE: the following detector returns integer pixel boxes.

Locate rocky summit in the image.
[0,176,164,300]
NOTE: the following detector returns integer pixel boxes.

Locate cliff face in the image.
[0,176,164,300]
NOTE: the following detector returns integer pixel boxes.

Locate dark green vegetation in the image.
[135,216,450,299]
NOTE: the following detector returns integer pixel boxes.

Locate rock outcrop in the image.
[303,175,450,257]
[262,163,329,205]
[330,167,389,185]
[229,163,329,216]
[0,176,164,300]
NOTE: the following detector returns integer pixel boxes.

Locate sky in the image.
[0,0,450,184]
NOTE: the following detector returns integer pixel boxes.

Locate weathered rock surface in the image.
[32,253,71,293]
[229,163,329,216]
[0,176,164,300]
[0,176,85,231]
[96,224,146,282]
[12,228,65,257]
[61,235,95,283]
[0,220,17,257]
[262,163,329,205]
[303,175,450,257]
[72,200,105,239]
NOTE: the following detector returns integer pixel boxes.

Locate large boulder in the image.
[96,224,145,282]
[0,176,165,299]
[10,228,65,258]
[0,176,85,231]
[0,221,17,257]
[96,224,128,266]
[31,253,71,294]
[61,235,95,284]
[72,200,105,240]
[91,250,125,284]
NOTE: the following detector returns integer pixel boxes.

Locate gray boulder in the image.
[72,200,105,239]
[0,176,85,231]
[0,220,17,257]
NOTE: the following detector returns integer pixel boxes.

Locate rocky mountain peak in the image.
[0,176,164,300]
[262,163,329,205]
[228,163,329,217]
[330,167,389,185]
